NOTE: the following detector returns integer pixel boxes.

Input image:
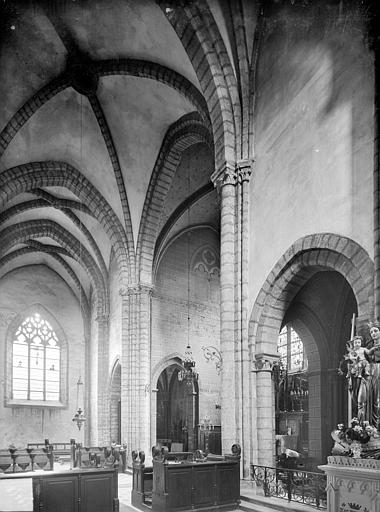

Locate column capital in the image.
[119,283,154,297]
[211,160,238,189]
[252,353,280,372]
[236,158,254,183]
[138,283,154,296]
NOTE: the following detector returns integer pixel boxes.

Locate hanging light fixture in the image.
[72,99,86,431]
[178,161,198,385]
[178,343,198,383]
[72,376,86,430]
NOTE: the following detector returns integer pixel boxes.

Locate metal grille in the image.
[250,464,327,509]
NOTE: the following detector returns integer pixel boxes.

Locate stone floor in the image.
[0,469,317,512]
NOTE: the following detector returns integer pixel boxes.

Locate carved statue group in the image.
[340,321,380,428]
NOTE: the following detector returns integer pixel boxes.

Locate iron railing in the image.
[250,464,327,509]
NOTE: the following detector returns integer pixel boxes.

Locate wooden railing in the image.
[1,439,127,474]
[0,443,54,473]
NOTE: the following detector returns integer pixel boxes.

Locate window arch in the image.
[6,306,67,407]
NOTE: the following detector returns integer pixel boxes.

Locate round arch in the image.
[249,233,374,466]
[249,233,374,353]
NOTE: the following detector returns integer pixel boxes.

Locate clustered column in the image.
[211,159,253,476]
[373,25,380,319]
[96,313,110,446]
[211,161,238,453]
[120,284,152,461]
[237,159,253,478]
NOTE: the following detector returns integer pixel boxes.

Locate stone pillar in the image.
[96,313,110,446]
[372,19,380,319]
[137,284,153,456]
[84,329,91,447]
[237,159,253,478]
[120,287,132,462]
[253,354,278,466]
[151,388,158,453]
[211,161,238,453]
[120,284,152,464]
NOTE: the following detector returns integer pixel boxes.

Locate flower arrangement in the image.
[335,418,377,445]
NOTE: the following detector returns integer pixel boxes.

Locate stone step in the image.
[239,493,318,512]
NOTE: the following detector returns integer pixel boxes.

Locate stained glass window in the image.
[12,313,60,401]
[277,325,307,372]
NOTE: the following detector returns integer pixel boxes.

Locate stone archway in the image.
[249,233,374,466]
[156,364,199,453]
[152,356,199,453]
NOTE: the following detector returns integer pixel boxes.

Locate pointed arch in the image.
[0,161,130,285]
[137,112,213,284]
[4,304,68,407]
[0,219,107,316]
[159,1,240,168]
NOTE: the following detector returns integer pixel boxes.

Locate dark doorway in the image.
[156,364,198,451]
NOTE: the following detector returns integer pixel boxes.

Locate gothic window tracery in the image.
[278,325,307,373]
[12,312,60,402]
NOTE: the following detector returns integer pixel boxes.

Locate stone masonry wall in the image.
[0,264,85,447]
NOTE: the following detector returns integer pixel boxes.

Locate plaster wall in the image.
[250,4,374,312]
[152,228,221,426]
[0,265,85,448]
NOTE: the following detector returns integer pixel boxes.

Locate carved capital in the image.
[236,158,254,183]
[252,353,280,372]
[138,283,154,296]
[211,161,238,190]
[119,283,154,297]
[119,286,129,297]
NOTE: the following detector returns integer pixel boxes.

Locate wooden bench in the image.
[131,450,153,510]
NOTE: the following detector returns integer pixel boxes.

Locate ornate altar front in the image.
[319,456,380,512]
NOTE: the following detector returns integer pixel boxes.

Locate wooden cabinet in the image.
[32,468,118,512]
[152,459,240,512]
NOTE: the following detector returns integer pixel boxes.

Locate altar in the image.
[318,456,380,512]
[318,320,380,512]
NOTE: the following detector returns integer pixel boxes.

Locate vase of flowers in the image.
[334,418,377,458]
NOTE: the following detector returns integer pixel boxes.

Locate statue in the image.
[367,321,380,429]
[339,335,370,421]
[344,335,370,380]
[338,323,380,427]
[332,321,380,459]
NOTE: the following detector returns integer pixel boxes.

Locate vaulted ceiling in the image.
[0,0,255,314]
